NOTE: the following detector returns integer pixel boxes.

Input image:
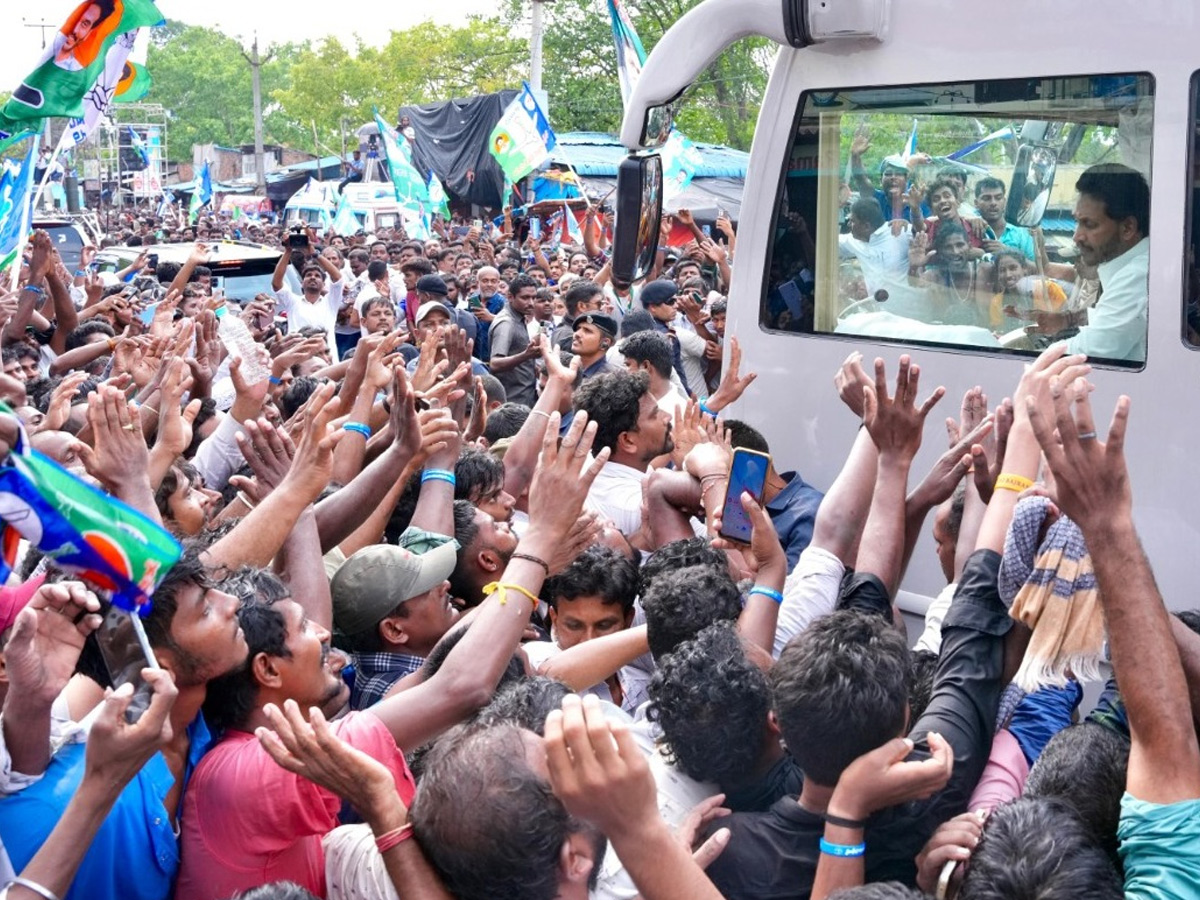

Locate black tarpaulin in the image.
[398,90,518,210]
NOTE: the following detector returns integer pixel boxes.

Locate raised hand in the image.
[833,351,873,419]
[525,410,608,541]
[280,381,343,503]
[231,418,296,505]
[706,337,756,412]
[827,732,954,823]
[79,385,150,492]
[862,356,944,461]
[84,668,177,795]
[915,810,985,895]
[4,582,102,706]
[1026,374,1132,529]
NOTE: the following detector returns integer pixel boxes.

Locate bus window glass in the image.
[761,74,1153,368]
[1187,72,1200,347]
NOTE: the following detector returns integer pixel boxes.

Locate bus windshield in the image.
[760,73,1154,369]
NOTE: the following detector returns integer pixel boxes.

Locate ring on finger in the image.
[1076,431,1097,440]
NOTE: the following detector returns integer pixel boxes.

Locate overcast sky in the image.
[0,0,505,91]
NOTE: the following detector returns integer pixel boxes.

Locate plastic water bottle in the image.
[215,305,271,384]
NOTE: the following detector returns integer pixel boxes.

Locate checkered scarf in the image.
[998,495,1105,692]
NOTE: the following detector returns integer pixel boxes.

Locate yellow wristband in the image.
[482,581,540,607]
[994,473,1034,494]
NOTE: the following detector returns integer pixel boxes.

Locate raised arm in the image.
[369,411,609,751]
[1029,381,1200,804]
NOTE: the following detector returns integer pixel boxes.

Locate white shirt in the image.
[274,279,345,357]
[673,318,710,396]
[839,223,913,296]
[1066,237,1149,364]
[585,460,648,536]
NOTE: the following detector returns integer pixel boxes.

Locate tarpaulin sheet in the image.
[398,90,518,210]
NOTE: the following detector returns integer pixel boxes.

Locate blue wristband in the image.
[748,586,784,605]
[22,284,43,295]
[268,375,282,385]
[819,838,866,857]
[421,468,456,486]
[698,397,717,418]
[342,422,372,438]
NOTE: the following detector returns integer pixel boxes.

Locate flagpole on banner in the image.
[9,125,50,292]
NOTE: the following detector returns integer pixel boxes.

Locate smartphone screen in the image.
[138,300,162,326]
[701,224,712,238]
[94,603,160,723]
[529,219,542,240]
[717,448,771,544]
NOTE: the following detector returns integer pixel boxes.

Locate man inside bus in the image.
[1035,163,1149,364]
[838,197,913,299]
[974,176,1037,262]
[848,127,930,226]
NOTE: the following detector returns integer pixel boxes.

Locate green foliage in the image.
[500,0,768,149]
[147,20,303,161]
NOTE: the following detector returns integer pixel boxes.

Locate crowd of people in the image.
[0,185,1194,900]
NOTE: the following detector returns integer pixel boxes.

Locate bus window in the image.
[1187,72,1200,348]
[761,74,1153,368]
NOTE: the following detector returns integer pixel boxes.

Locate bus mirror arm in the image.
[620,0,890,150]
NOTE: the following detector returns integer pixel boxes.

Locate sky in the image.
[0,0,503,91]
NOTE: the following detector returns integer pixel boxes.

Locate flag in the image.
[427,172,450,219]
[605,0,696,201]
[199,159,213,205]
[0,1,165,152]
[155,189,173,218]
[563,201,584,245]
[901,118,918,163]
[0,139,38,274]
[488,83,556,184]
[128,126,149,167]
[62,29,138,149]
[114,60,151,103]
[332,191,360,235]
[0,408,181,612]
[948,125,1016,161]
[608,0,647,107]
[660,129,701,203]
[373,111,429,211]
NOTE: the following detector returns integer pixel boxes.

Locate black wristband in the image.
[824,812,867,830]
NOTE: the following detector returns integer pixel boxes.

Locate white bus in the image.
[611,0,1199,618]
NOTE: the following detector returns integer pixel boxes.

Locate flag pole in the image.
[9,127,49,292]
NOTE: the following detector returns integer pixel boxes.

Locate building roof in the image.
[547,131,749,178]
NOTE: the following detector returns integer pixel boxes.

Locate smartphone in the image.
[701,224,712,238]
[467,295,482,310]
[717,448,771,544]
[472,218,484,229]
[138,299,163,326]
[529,218,542,240]
[146,253,158,269]
[94,603,160,723]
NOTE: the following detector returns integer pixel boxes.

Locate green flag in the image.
[114,60,151,103]
[488,82,557,185]
[0,0,165,150]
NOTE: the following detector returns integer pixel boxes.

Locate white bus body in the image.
[619,0,1200,616]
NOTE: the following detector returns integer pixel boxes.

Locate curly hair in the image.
[640,537,728,595]
[571,369,650,455]
[543,545,638,612]
[641,564,741,660]
[771,609,909,786]
[619,331,672,379]
[648,622,770,787]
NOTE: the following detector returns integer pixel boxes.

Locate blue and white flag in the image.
[901,119,918,163]
[427,171,450,219]
[199,158,213,204]
[947,126,1016,161]
[605,0,696,201]
[563,201,584,245]
[0,138,38,273]
[332,191,360,235]
[488,83,556,184]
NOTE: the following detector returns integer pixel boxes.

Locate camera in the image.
[286,226,310,249]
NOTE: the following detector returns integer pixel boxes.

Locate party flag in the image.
[488,83,556,184]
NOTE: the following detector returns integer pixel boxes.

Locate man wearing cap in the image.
[639,279,704,397]
[399,256,435,332]
[571,312,619,379]
[414,273,478,348]
[331,543,461,709]
[407,302,488,377]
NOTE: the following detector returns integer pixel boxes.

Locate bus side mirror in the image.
[612,154,664,286]
[1007,144,1058,228]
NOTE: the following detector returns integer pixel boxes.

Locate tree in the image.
[147,21,303,161]
[501,0,770,149]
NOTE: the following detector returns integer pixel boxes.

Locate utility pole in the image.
[241,34,274,195]
[22,18,55,50]
[529,0,549,93]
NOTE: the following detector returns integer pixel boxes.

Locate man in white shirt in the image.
[619,330,687,418]
[1061,164,1151,365]
[574,369,673,536]
[838,197,912,299]
[270,244,346,359]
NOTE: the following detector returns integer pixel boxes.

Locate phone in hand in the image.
[529,218,542,240]
[701,224,712,238]
[717,448,771,544]
[94,602,160,723]
[146,253,158,270]
[472,219,484,230]
[138,299,163,326]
